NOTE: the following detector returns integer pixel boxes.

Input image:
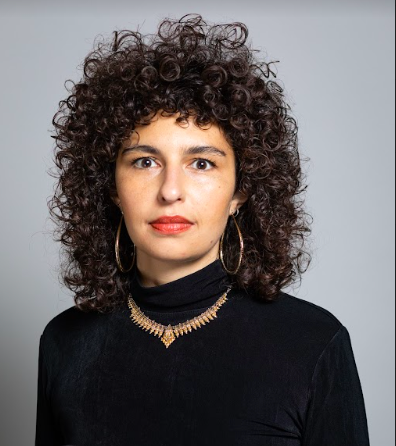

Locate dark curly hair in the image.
[49,14,312,313]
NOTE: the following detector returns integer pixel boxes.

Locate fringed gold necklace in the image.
[127,286,232,348]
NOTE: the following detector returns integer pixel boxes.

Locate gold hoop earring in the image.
[219,210,244,275]
[115,214,135,273]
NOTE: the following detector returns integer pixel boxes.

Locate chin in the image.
[143,249,201,264]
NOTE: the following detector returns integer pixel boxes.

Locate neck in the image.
[128,257,232,313]
[136,249,220,287]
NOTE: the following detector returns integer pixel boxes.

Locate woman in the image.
[36,14,370,445]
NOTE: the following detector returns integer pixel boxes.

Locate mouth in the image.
[150,216,193,224]
[149,215,194,235]
[149,222,194,234]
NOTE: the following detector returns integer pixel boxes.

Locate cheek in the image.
[116,173,147,203]
[209,182,232,203]
[193,185,231,220]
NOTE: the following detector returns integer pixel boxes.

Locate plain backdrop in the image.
[0,0,394,444]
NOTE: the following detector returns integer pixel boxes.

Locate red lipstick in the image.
[150,216,194,234]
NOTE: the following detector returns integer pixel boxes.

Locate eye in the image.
[130,157,217,171]
[191,158,217,171]
[131,157,158,169]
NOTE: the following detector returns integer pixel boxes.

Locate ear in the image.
[109,188,121,208]
[231,189,248,213]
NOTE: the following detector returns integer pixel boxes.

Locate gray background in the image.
[0,0,394,444]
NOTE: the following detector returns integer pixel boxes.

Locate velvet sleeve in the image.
[303,325,370,445]
[35,335,62,446]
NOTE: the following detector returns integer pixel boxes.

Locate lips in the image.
[150,216,194,234]
[150,216,193,224]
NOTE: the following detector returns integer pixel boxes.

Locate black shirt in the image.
[35,259,370,445]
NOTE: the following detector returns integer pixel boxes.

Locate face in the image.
[113,113,247,272]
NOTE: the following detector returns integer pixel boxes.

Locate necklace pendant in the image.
[127,288,231,348]
[161,325,176,348]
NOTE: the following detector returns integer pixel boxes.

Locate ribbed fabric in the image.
[35,259,371,446]
[129,258,232,313]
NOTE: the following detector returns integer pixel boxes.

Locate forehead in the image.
[125,113,233,151]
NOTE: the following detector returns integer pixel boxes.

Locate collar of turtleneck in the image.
[128,259,232,313]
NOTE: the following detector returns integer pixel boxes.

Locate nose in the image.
[157,164,185,203]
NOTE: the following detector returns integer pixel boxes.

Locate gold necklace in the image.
[127,287,232,348]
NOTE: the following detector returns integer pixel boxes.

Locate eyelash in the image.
[130,157,217,171]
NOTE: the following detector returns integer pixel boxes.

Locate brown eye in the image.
[131,157,157,169]
[192,159,217,170]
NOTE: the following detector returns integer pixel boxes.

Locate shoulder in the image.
[278,290,343,328]
[233,289,345,354]
[42,305,97,334]
[278,290,343,337]
[40,305,113,351]
[279,291,345,345]
[238,289,343,328]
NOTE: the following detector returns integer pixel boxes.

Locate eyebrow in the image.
[121,144,227,158]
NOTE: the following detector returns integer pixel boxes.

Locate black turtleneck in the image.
[129,258,232,314]
[35,259,370,446]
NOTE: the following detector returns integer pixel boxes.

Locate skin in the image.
[112,112,248,287]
